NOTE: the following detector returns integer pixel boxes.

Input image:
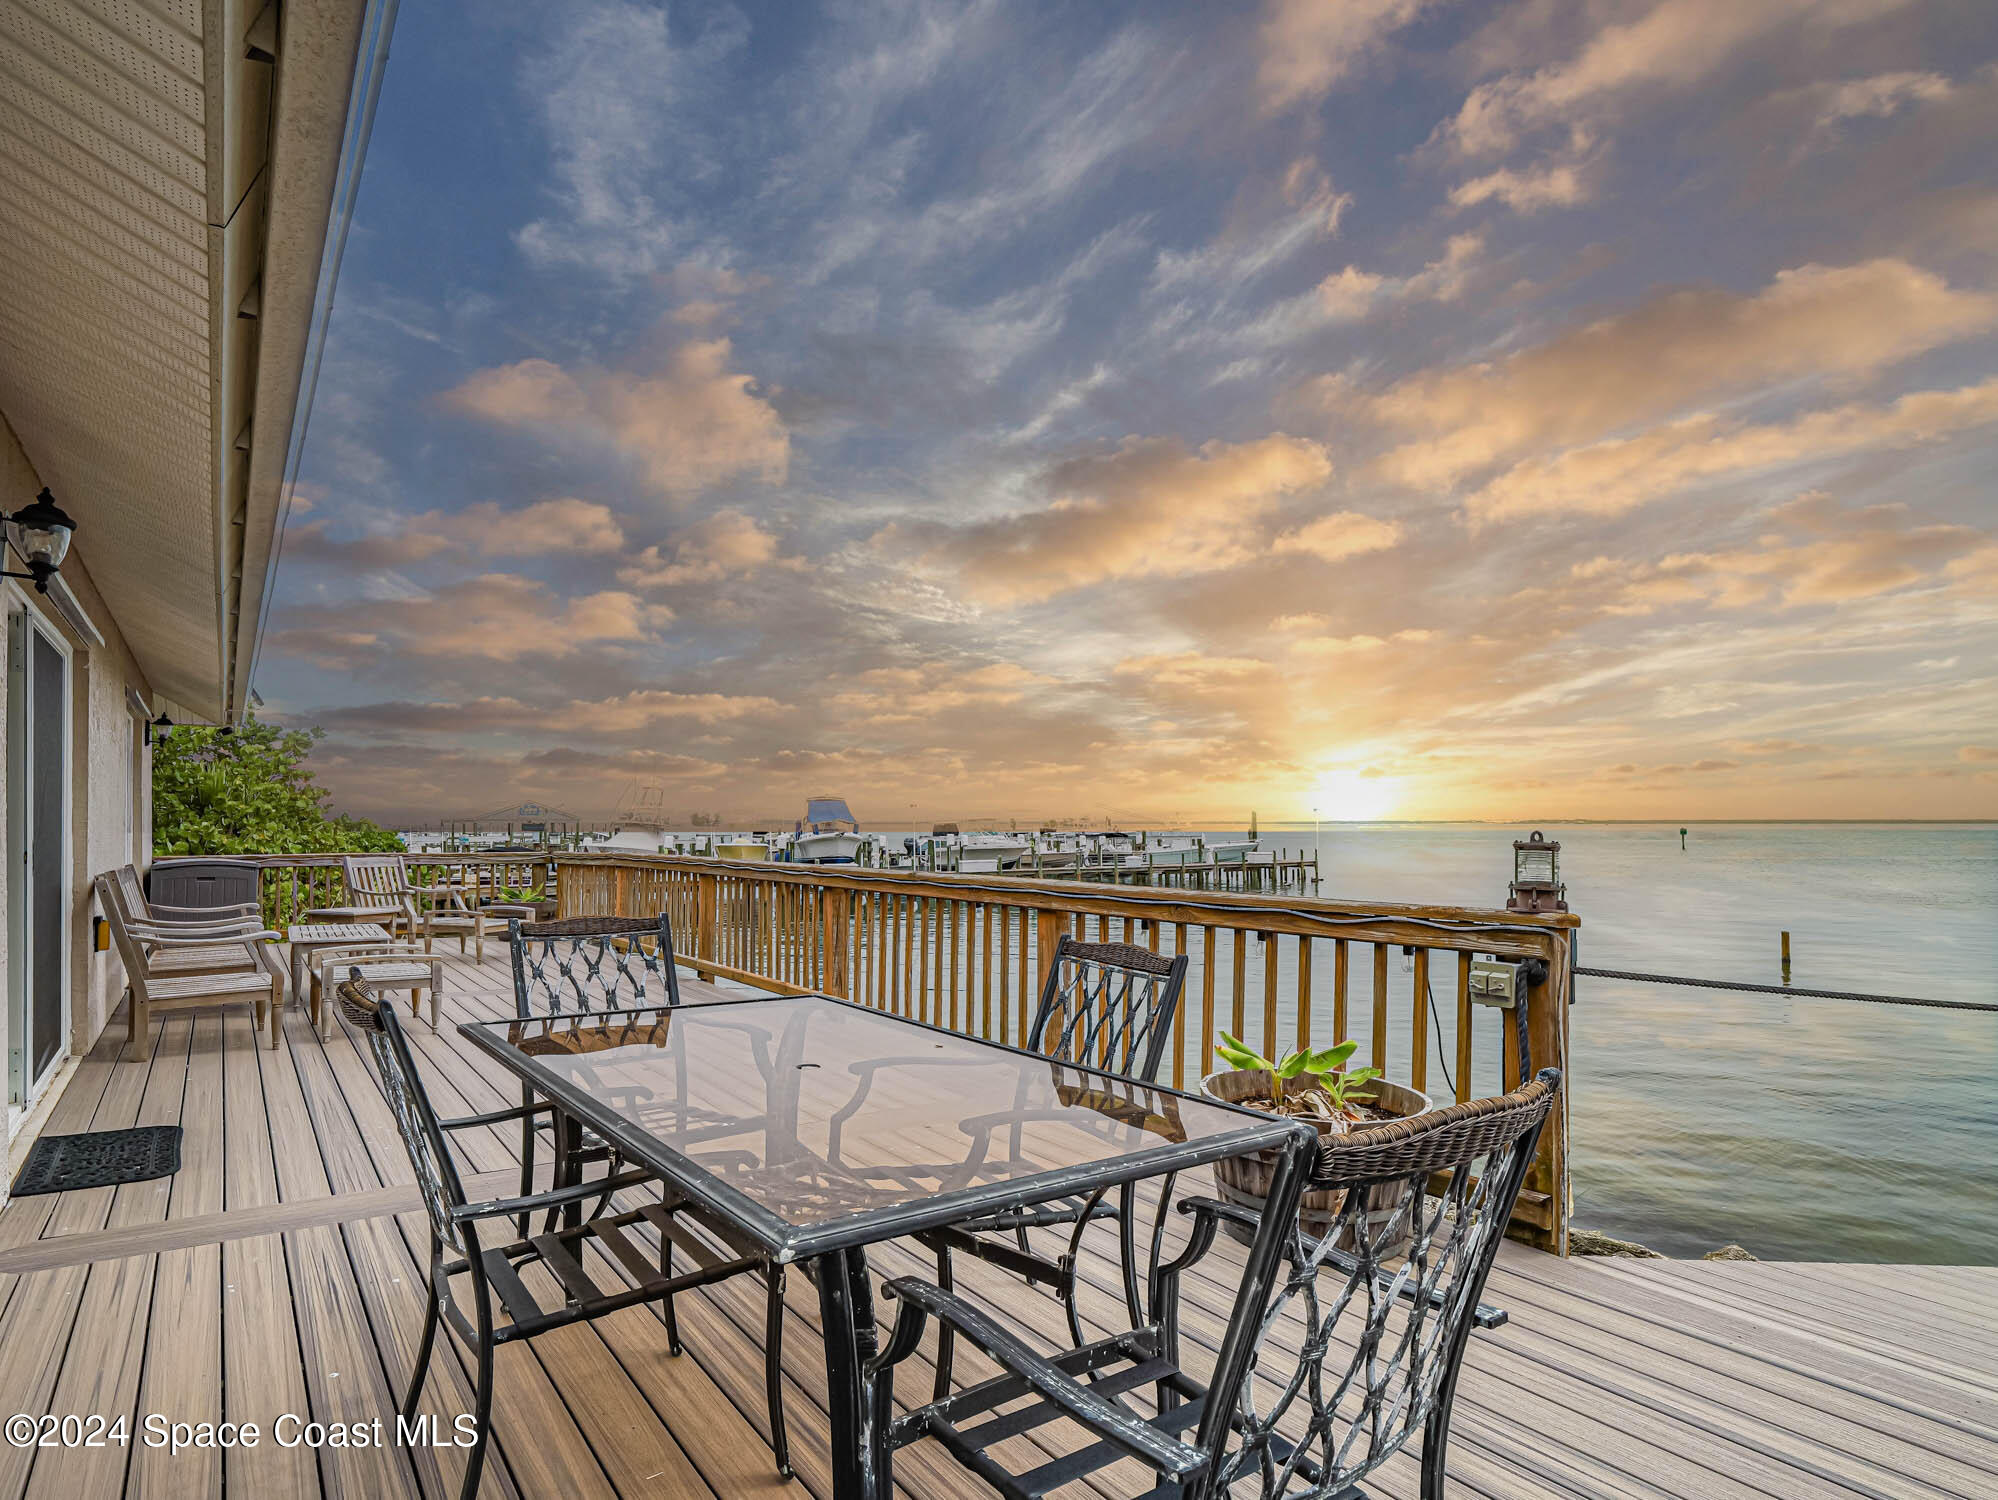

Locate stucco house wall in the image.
[2,417,155,1184]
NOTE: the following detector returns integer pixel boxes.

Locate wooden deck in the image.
[0,946,1992,1500]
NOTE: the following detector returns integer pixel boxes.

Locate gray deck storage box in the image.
[148,859,261,911]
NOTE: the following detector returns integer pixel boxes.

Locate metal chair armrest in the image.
[451,1165,658,1225]
[879,1277,1208,1481]
[437,1099,560,1130]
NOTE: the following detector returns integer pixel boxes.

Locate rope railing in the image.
[1573,966,1996,1014]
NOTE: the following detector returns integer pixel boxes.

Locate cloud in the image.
[1448,157,1590,213]
[284,498,625,568]
[931,434,1334,604]
[513,2,748,277]
[1441,0,1916,158]
[455,498,626,554]
[1565,496,1985,610]
[272,574,672,664]
[448,340,789,499]
[1365,259,1994,490]
[620,510,786,588]
[1961,746,1998,763]
[1807,70,1955,129]
[1288,627,1435,657]
[315,689,780,736]
[1256,0,1434,112]
[1466,377,1998,523]
[1273,511,1403,563]
[1318,235,1483,320]
[828,662,1055,725]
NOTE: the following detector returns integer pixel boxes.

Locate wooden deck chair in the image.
[98,869,267,982]
[96,873,283,1055]
[341,855,485,960]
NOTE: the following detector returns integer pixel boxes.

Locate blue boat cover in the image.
[805,797,857,828]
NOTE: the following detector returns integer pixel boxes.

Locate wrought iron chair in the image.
[507,914,681,1218]
[918,935,1189,1396]
[872,1067,1561,1500]
[337,976,791,1496]
[505,915,796,1476]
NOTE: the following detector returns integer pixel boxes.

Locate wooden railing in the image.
[555,854,1579,1253]
[153,852,559,928]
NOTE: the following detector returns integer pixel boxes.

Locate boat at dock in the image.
[789,796,865,864]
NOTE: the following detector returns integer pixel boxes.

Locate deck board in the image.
[0,947,1989,1500]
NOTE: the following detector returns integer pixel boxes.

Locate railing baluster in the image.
[1231,929,1247,1043]
[1456,949,1473,1105]
[1371,943,1390,1072]
[1297,936,1312,1052]
[1411,947,1430,1094]
[1333,937,1349,1042]
[1262,932,1279,1059]
[1200,926,1216,1077]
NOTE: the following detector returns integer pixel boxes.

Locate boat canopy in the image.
[805,796,859,830]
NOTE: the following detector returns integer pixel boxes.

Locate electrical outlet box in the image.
[1469,958,1520,1008]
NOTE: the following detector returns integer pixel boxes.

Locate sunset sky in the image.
[262,0,1998,827]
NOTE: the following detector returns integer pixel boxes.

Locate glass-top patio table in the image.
[460,992,1314,1499]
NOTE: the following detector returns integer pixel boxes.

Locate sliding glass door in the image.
[6,604,69,1108]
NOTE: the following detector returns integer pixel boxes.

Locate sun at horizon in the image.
[1309,769,1403,823]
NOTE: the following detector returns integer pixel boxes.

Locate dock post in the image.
[1781,930,1791,983]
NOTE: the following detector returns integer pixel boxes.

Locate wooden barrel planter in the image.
[1201,1069,1434,1250]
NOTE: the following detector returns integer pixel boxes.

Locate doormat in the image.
[11,1125,182,1197]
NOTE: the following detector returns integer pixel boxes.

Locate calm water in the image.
[1226,822,1998,1263]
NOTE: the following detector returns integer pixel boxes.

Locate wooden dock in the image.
[0,945,1991,1500]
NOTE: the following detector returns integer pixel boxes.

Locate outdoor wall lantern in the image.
[1507,829,1567,914]
[2,489,78,593]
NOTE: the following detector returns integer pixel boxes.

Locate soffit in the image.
[0,0,367,721]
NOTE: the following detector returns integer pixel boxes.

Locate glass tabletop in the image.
[460,994,1305,1260]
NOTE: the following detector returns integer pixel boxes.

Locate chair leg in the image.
[931,1242,957,1403]
[517,1082,536,1240]
[658,1226,684,1355]
[1421,1399,1452,1498]
[128,993,149,1060]
[460,1317,495,1500]
[268,979,280,1049]
[402,1258,443,1422]
[1115,1184,1144,1329]
[765,1265,791,1478]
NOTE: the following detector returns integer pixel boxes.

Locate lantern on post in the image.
[1508,829,1566,913]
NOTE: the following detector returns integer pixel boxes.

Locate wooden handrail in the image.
[551,852,1576,1253]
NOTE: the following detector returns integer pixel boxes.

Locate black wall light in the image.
[2,488,78,593]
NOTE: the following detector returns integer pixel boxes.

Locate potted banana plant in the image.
[1201,1034,1432,1244]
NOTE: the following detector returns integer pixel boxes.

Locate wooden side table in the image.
[287,923,392,1018]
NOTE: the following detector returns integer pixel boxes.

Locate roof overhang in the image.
[0,0,380,721]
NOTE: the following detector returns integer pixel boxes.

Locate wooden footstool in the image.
[308,945,444,1037]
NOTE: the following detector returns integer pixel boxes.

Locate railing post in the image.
[1520,931,1572,1255]
[613,863,632,918]
[694,872,717,983]
[821,888,852,997]
[1034,908,1062,1005]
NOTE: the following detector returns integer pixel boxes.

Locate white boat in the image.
[603,825,669,853]
[959,832,1030,870]
[1206,838,1257,864]
[790,796,865,864]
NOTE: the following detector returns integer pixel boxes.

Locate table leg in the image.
[815,1247,891,1500]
